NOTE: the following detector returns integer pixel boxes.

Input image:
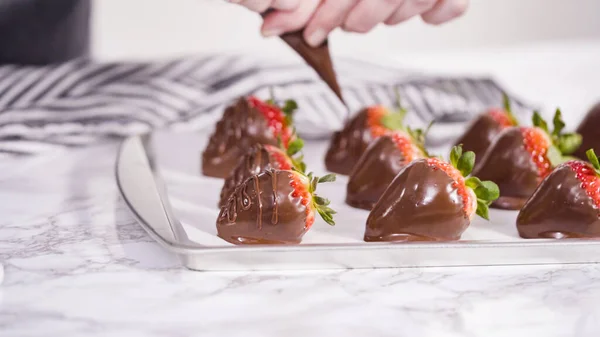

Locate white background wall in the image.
[91,0,600,61]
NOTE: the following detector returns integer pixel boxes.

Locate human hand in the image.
[230,0,469,47]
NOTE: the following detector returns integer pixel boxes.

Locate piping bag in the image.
[261,11,346,108]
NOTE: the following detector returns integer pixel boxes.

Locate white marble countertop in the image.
[2,40,600,336]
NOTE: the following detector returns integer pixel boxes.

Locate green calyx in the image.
[301,171,337,226]
[286,136,307,173]
[266,86,298,128]
[380,87,408,131]
[450,145,500,220]
[587,149,600,176]
[406,122,433,158]
[532,109,582,167]
[501,92,519,126]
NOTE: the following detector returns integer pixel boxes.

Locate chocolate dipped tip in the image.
[474,127,540,210]
[365,160,470,242]
[346,129,428,210]
[324,108,371,175]
[454,114,505,168]
[517,163,600,239]
[201,96,294,179]
[217,169,308,245]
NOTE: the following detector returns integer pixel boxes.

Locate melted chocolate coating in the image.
[473,128,539,210]
[346,136,406,210]
[280,31,344,105]
[217,169,308,245]
[454,114,503,168]
[365,160,469,242]
[325,109,374,175]
[517,164,600,238]
[573,102,600,160]
[219,144,282,207]
[202,97,280,178]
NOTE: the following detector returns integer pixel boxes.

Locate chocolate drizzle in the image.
[365,160,470,242]
[573,102,600,160]
[217,169,309,245]
[454,114,504,169]
[202,97,280,178]
[517,164,600,238]
[346,135,407,210]
[473,127,540,210]
[325,108,375,175]
[219,144,281,207]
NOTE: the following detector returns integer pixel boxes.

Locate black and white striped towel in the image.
[0,54,534,156]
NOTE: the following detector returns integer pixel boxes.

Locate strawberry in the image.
[247,96,296,148]
[455,93,519,166]
[202,95,299,178]
[346,125,430,210]
[325,92,413,175]
[474,108,582,210]
[527,109,582,177]
[565,150,600,209]
[517,149,600,239]
[365,145,499,242]
[219,137,306,207]
[217,169,336,245]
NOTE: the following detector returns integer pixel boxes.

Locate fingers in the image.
[261,0,321,37]
[421,0,469,25]
[343,0,405,33]
[229,0,300,12]
[303,0,358,47]
[271,0,301,10]
[384,0,437,25]
[232,0,272,13]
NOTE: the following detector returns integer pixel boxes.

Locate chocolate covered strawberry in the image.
[346,126,429,210]
[365,145,499,242]
[217,169,336,245]
[325,98,411,175]
[573,102,600,160]
[454,93,519,167]
[219,137,306,207]
[202,95,298,178]
[474,109,582,210]
[517,149,600,239]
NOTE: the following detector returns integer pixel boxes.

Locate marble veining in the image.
[0,141,599,337]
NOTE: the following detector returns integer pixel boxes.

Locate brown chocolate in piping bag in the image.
[261,10,345,105]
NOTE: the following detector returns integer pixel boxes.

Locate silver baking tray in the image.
[115,130,600,271]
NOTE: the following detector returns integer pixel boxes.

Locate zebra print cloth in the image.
[0,54,534,156]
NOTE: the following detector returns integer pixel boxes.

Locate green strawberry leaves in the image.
[406,122,433,158]
[532,111,549,133]
[450,145,500,220]
[502,92,519,126]
[587,149,600,175]
[380,113,405,131]
[286,138,304,156]
[450,144,475,177]
[305,172,337,226]
[318,174,336,183]
[264,87,298,128]
[532,109,582,166]
[380,88,409,131]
